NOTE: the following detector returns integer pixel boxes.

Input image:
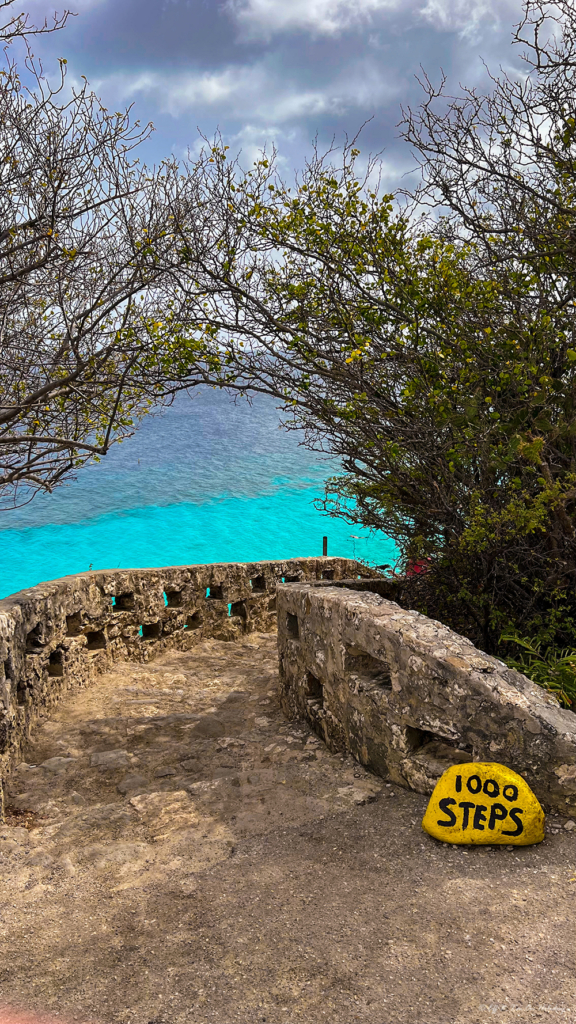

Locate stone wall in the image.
[277,582,576,814]
[0,557,374,805]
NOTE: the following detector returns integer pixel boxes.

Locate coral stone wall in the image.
[277,582,576,814]
[0,557,375,804]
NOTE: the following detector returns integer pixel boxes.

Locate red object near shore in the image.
[406,558,429,577]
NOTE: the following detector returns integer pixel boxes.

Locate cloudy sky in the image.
[24,0,526,184]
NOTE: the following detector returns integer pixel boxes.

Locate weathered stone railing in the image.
[0,557,375,802]
[8,558,575,816]
[277,581,576,814]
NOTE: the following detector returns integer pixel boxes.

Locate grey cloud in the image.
[227,0,401,41]
[28,0,526,183]
[110,52,401,125]
[227,0,517,42]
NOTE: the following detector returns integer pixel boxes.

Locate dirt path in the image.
[0,633,575,1024]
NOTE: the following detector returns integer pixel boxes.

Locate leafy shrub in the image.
[501,635,576,708]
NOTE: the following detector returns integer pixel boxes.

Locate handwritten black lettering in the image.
[455,775,462,793]
[466,775,482,795]
[436,797,457,827]
[502,808,524,837]
[459,801,475,829]
[473,804,488,830]
[483,779,500,798]
[488,803,508,830]
[503,784,519,803]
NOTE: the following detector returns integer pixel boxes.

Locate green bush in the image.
[183,2,576,688]
[501,635,576,708]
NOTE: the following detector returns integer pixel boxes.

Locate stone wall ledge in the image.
[277,583,576,814]
[0,557,375,807]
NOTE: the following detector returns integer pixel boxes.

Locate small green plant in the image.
[501,635,576,708]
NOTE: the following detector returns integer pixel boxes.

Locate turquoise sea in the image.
[0,389,397,598]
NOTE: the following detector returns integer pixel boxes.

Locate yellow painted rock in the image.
[422,763,545,846]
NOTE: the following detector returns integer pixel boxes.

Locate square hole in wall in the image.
[141,621,162,641]
[230,600,247,621]
[344,645,392,690]
[85,630,106,651]
[48,648,65,678]
[26,623,45,653]
[250,575,266,592]
[304,670,324,707]
[321,569,335,580]
[66,612,82,637]
[284,575,300,583]
[286,612,300,639]
[164,590,182,608]
[404,727,473,764]
[206,585,224,600]
[112,592,135,612]
[185,611,203,630]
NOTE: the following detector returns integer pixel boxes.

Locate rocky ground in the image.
[0,632,575,1024]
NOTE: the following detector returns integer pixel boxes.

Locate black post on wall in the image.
[322,536,328,557]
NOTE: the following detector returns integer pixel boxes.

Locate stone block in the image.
[422,763,545,846]
[277,582,576,813]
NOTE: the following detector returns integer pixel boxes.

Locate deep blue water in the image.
[0,389,397,597]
